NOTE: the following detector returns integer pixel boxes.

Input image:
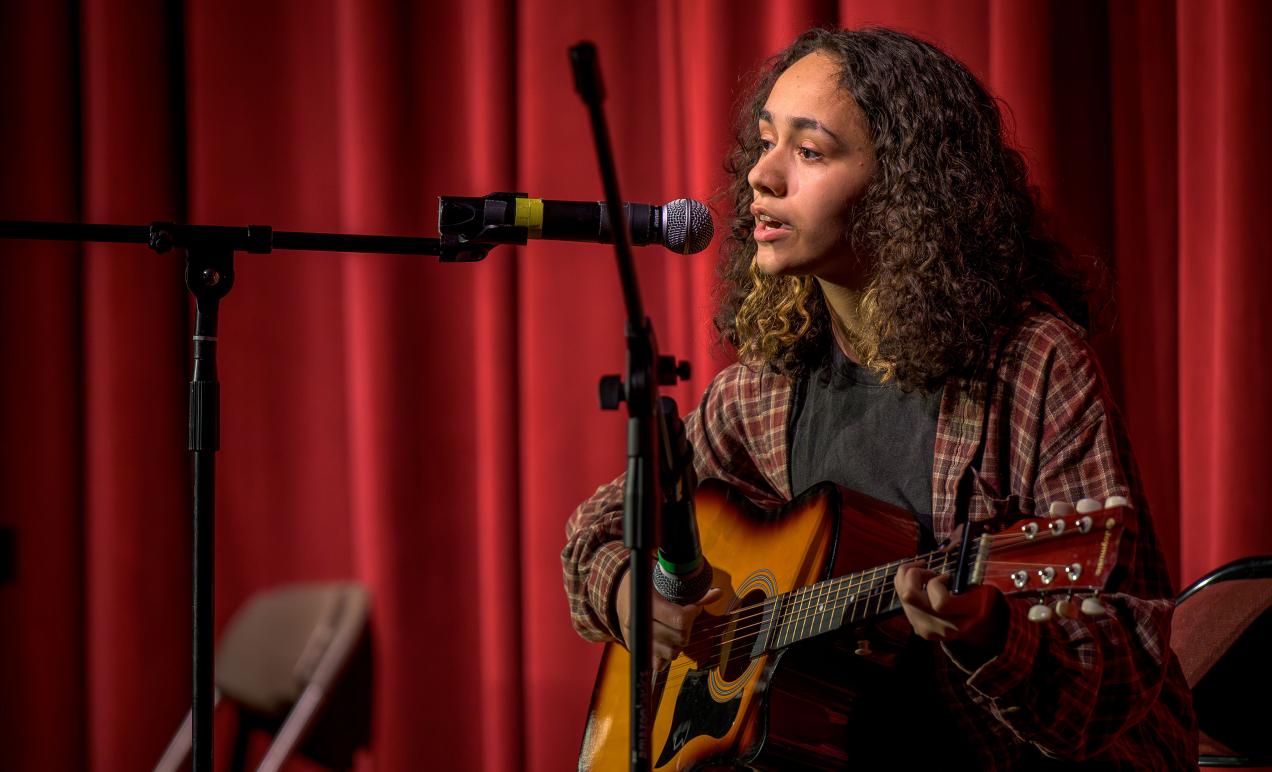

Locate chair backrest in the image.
[1173,556,1272,767]
[154,582,371,772]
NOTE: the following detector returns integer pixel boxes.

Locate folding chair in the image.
[1173,556,1272,767]
[154,582,371,772]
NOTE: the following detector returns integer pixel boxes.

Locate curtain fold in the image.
[1,2,1268,769]
[1109,0,1182,576]
[1177,0,1272,582]
[0,7,85,771]
[80,1,191,767]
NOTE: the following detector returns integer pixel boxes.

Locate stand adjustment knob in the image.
[149,222,174,253]
[598,374,625,410]
[656,355,692,385]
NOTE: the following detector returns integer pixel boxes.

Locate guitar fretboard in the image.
[758,548,959,652]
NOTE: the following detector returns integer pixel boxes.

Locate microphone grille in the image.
[663,199,714,254]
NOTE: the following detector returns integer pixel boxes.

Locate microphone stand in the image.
[0,219,495,771]
[568,42,693,772]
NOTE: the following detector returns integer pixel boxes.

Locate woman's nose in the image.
[747,148,786,197]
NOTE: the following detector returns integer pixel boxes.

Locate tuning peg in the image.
[1028,603,1054,623]
[1075,498,1102,513]
[1103,495,1130,509]
[1080,596,1108,616]
[1048,500,1075,516]
[1054,597,1079,619]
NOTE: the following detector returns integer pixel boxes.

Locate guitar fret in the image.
[789,589,799,648]
[822,579,837,634]
[849,575,861,623]
[814,583,824,636]
[788,585,808,646]
[874,567,886,616]
[871,564,884,616]
[782,586,800,648]
[865,569,876,617]
[854,573,864,622]
[818,581,832,637]
[884,564,893,614]
[804,584,818,640]
[824,580,838,633]
[809,583,821,639]
[783,587,797,647]
[798,585,812,642]
[811,583,822,637]
[829,578,844,631]
[761,594,782,655]
[834,577,851,628]
[776,591,789,649]
[773,590,793,648]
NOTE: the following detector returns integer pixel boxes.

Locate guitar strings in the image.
[680,526,1096,649]
[658,549,955,677]
[684,550,952,647]
[660,566,908,678]
[652,521,1112,679]
[684,546,959,642]
[683,524,1093,642]
[685,551,1084,650]
[658,552,1096,680]
[650,526,1110,679]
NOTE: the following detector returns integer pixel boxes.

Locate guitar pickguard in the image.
[654,667,742,767]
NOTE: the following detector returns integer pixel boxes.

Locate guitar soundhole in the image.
[719,589,767,681]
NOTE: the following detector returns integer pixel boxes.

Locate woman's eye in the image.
[797,147,823,161]
[758,139,775,153]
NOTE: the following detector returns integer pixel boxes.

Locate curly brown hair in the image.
[715,27,1093,391]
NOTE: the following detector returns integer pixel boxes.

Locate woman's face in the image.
[748,51,876,287]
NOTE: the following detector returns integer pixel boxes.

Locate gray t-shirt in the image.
[789,346,940,548]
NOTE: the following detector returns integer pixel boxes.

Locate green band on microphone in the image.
[657,551,702,576]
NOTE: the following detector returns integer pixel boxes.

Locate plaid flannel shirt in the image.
[563,308,1197,768]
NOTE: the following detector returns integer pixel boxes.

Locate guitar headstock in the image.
[972,496,1130,616]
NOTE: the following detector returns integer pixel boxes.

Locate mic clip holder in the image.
[437,191,529,251]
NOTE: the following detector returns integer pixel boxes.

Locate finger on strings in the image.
[895,563,935,608]
[925,572,953,603]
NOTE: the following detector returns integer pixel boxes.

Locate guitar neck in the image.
[760,547,959,653]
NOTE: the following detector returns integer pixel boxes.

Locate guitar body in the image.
[579,479,920,771]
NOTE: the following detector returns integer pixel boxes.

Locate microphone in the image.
[437,192,714,254]
[652,397,713,605]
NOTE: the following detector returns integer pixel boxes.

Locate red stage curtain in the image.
[1,1,1269,770]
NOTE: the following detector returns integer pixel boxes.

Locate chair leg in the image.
[230,713,251,772]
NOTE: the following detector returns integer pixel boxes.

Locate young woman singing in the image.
[563,27,1195,768]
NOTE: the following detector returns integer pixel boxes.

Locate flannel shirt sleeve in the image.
[944,318,1195,763]
[561,364,788,643]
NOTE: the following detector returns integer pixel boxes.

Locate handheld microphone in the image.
[652,397,713,605]
[437,192,714,254]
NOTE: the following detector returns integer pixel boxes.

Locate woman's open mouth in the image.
[754,213,791,243]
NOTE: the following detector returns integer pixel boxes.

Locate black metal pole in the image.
[570,41,691,772]
[184,245,233,771]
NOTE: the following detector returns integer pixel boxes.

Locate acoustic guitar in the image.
[578,478,1129,770]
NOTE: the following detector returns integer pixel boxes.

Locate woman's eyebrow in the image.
[758,109,844,146]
